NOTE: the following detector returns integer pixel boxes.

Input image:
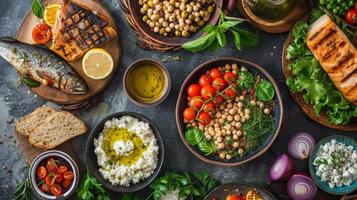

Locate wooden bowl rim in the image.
[281,30,357,131]
[175,57,284,167]
[126,0,223,46]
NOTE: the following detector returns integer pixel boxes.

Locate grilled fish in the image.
[0,38,88,94]
[306,14,357,105]
[50,0,117,61]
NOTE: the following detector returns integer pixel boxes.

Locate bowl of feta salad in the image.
[85,112,164,192]
[309,135,357,195]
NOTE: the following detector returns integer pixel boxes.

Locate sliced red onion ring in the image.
[269,153,295,181]
[288,132,315,159]
[287,174,317,200]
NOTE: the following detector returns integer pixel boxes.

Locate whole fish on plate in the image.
[0,38,88,94]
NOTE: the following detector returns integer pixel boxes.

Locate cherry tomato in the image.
[212,95,224,106]
[183,107,197,121]
[201,85,216,99]
[199,75,212,87]
[210,68,221,79]
[187,84,201,97]
[32,23,52,44]
[55,173,63,183]
[224,72,236,83]
[50,184,62,196]
[45,175,54,187]
[203,102,215,112]
[57,165,68,174]
[225,88,237,98]
[40,184,49,193]
[212,77,227,91]
[46,158,58,172]
[189,96,203,110]
[226,194,241,200]
[345,9,357,25]
[198,112,211,125]
[62,179,72,188]
[63,171,74,180]
[36,166,47,179]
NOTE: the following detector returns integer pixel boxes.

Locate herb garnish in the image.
[185,128,215,155]
[14,178,33,200]
[32,0,44,18]
[76,170,110,200]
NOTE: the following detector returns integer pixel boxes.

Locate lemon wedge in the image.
[82,48,114,80]
[44,4,60,27]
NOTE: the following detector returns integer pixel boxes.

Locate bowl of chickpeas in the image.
[126,0,223,46]
[175,57,284,167]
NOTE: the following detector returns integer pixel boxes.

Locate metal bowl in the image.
[29,150,79,200]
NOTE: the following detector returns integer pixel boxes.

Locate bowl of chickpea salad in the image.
[175,57,283,167]
[127,0,223,46]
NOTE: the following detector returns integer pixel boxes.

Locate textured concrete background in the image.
[0,0,356,199]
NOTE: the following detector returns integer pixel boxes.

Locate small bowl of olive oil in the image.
[124,59,171,107]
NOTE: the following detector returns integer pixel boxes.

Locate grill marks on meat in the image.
[50,0,117,61]
[306,15,357,105]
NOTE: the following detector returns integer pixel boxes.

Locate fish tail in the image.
[0,37,18,43]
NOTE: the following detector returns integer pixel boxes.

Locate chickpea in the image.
[207,5,214,13]
[250,100,256,106]
[214,140,219,145]
[244,108,251,114]
[159,28,166,35]
[219,152,225,159]
[231,121,236,127]
[140,7,146,14]
[236,122,242,128]
[153,27,159,32]
[142,15,149,22]
[229,108,236,115]
[233,135,239,140]
[217,137,222,143]
[234,115,240,122]
[238,148,244,155]
[226,155,232,160]
[241,118,246,123]
[264,108,271,115]
[218,118,224,124]
[233,142,239,148]
[241,66,248,71]
[239,95,245,101]
[245,114,250,120]
[222,113,227,119]
[198,20,205,26]
[216,112,222,118]
[206,135,212,140]
[148,0,154,7]
[238,102,243,108]
[217,143,224,149]
[226,130,232,135]
[232,63,238,70]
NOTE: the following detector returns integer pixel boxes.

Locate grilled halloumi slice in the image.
[306,14,357,105]
[50,0,117,61]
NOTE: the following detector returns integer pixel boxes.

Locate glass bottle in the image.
[245,0,298,22]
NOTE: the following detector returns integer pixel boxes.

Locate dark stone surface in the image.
[0,0,355,199]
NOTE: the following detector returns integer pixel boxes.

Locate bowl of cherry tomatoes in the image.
[29,150,79,200]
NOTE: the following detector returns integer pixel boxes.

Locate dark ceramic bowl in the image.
[126,0,223,46]
[175,57,283,167]
[85,112,164,193]
[309,135,357,195]
[123,58,171,107]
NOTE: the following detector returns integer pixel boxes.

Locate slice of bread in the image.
[29,111,87,149]
[16,105,58,136]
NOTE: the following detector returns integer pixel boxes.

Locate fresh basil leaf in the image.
[22,77,40,88]
[207,38,219,52]
[32,0,44,18]
[236,29,258,47]
[231,30,241,50]
[182,32,216,53]
[220,20,242,31]
[216,30,226,47]
[256,80,275,101]
[203,24,216,33]
[185,128,203,145]
[238,71,254,89]
[197,141,215,155]
[224,16,246,22]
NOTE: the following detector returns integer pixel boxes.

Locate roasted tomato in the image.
[212,77,227,91]
[210,68,221,79]
[198,112,211,125]
[63,171,74,180]
[224,72,236,83]
[199,75,212,87]
[189,96,203,110]
[55,173,63,183]
[32,23,52,44]
[226,194,241,200]
[62,179,72,188]
[212,95,224,106]
[36,166,47,179]
[345,9,357,25]
[51,184,62,196]
[45,175,54,187]
[57,165,68,174]
[46,158,58,172]
[183,107,196,121]
[187,84,202,97]
[201,85,216,99]
[225,88,237,98]
[203,102,215,112]
[40,184,49,193]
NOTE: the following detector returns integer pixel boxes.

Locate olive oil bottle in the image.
[246,0,297,22]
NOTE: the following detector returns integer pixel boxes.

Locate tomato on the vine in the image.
[32,23,52,44]
[210,68,221,79]
[183,107,196,121]
[345,9,357,25]
[187,84,201,97]
[198,112,211,125]
[199,75,212,87]
[225,88,236,98]
[37,166,47,179]
[224,72,236,83]
[201,85,216,99]
[213,95,224,106]
[212,77,227,91]
[203,102,215,112]
[189,96,203,109]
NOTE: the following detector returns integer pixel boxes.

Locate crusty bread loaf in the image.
[306,14,357,105]
[29,111,87,149]
[15,105,57,136]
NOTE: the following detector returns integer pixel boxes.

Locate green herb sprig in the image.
[182,7,257,52]
[76,171,110,200]
[14,178,33,200]
[32,0,44,18]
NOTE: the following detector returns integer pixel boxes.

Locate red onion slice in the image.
[288,132,315,159]
[269,153,295,181]
[287,174,317,200]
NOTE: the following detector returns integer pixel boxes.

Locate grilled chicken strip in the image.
[306,14,357,105]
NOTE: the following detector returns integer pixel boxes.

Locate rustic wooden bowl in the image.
[282,32,357,131]
[175,57,283,167]
[121,0,223,49]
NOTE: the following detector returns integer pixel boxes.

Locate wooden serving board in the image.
[16,0,121,105]
[237,0,309,33]
[14,129,77,164]
[282,32,357,131]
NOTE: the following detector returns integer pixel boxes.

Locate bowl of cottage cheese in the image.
[309,135,357,195]
[85,112,164,192]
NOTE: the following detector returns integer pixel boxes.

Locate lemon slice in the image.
[44,4,60,27]
[82,48,114,80]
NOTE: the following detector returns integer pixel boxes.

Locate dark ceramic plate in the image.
[126,0,223,46]
[204,182,279,200]
[85,112,164,192]
[175,57,283,167]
